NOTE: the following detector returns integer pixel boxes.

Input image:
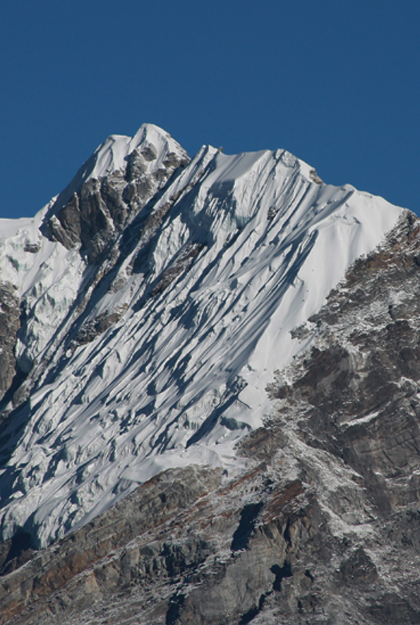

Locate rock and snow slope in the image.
[4,211,420,625]
[0,124,403,548]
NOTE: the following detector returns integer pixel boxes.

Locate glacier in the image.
[0,124,403,548]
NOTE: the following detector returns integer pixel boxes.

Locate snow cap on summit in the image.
[87,124,189,181]
[52,123,189,211]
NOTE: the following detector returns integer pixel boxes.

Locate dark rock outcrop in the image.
[0,283,21,402]
[73,305,128,345]
[48,147,189,263]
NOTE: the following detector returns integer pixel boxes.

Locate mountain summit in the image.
[2,125,419,625]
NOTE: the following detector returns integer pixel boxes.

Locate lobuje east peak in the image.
[0,124,403,547]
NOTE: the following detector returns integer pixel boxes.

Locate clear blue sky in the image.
[1,0,420,218]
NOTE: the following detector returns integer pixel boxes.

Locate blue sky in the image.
[1,0,420,218]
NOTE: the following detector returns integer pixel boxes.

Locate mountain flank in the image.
[1,124,419,623]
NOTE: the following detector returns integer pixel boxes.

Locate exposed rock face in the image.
[48,144,189,263]
[267,211,420,514]
[0,466,323,625]
[0,283,20,403]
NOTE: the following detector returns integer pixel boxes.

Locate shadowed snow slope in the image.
[0,124,403,547]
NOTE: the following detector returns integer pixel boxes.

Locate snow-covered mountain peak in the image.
[88,123,188,181]
[82,122,188,181]
[51,123,189,214]
[0,127,405,548]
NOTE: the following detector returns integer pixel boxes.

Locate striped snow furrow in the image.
[0,125,403,547]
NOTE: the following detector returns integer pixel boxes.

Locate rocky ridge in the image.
[47,130,189,264]
[0,283,21,402]
[0,125,190,415]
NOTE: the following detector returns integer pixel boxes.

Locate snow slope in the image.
[0,125,403,547]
